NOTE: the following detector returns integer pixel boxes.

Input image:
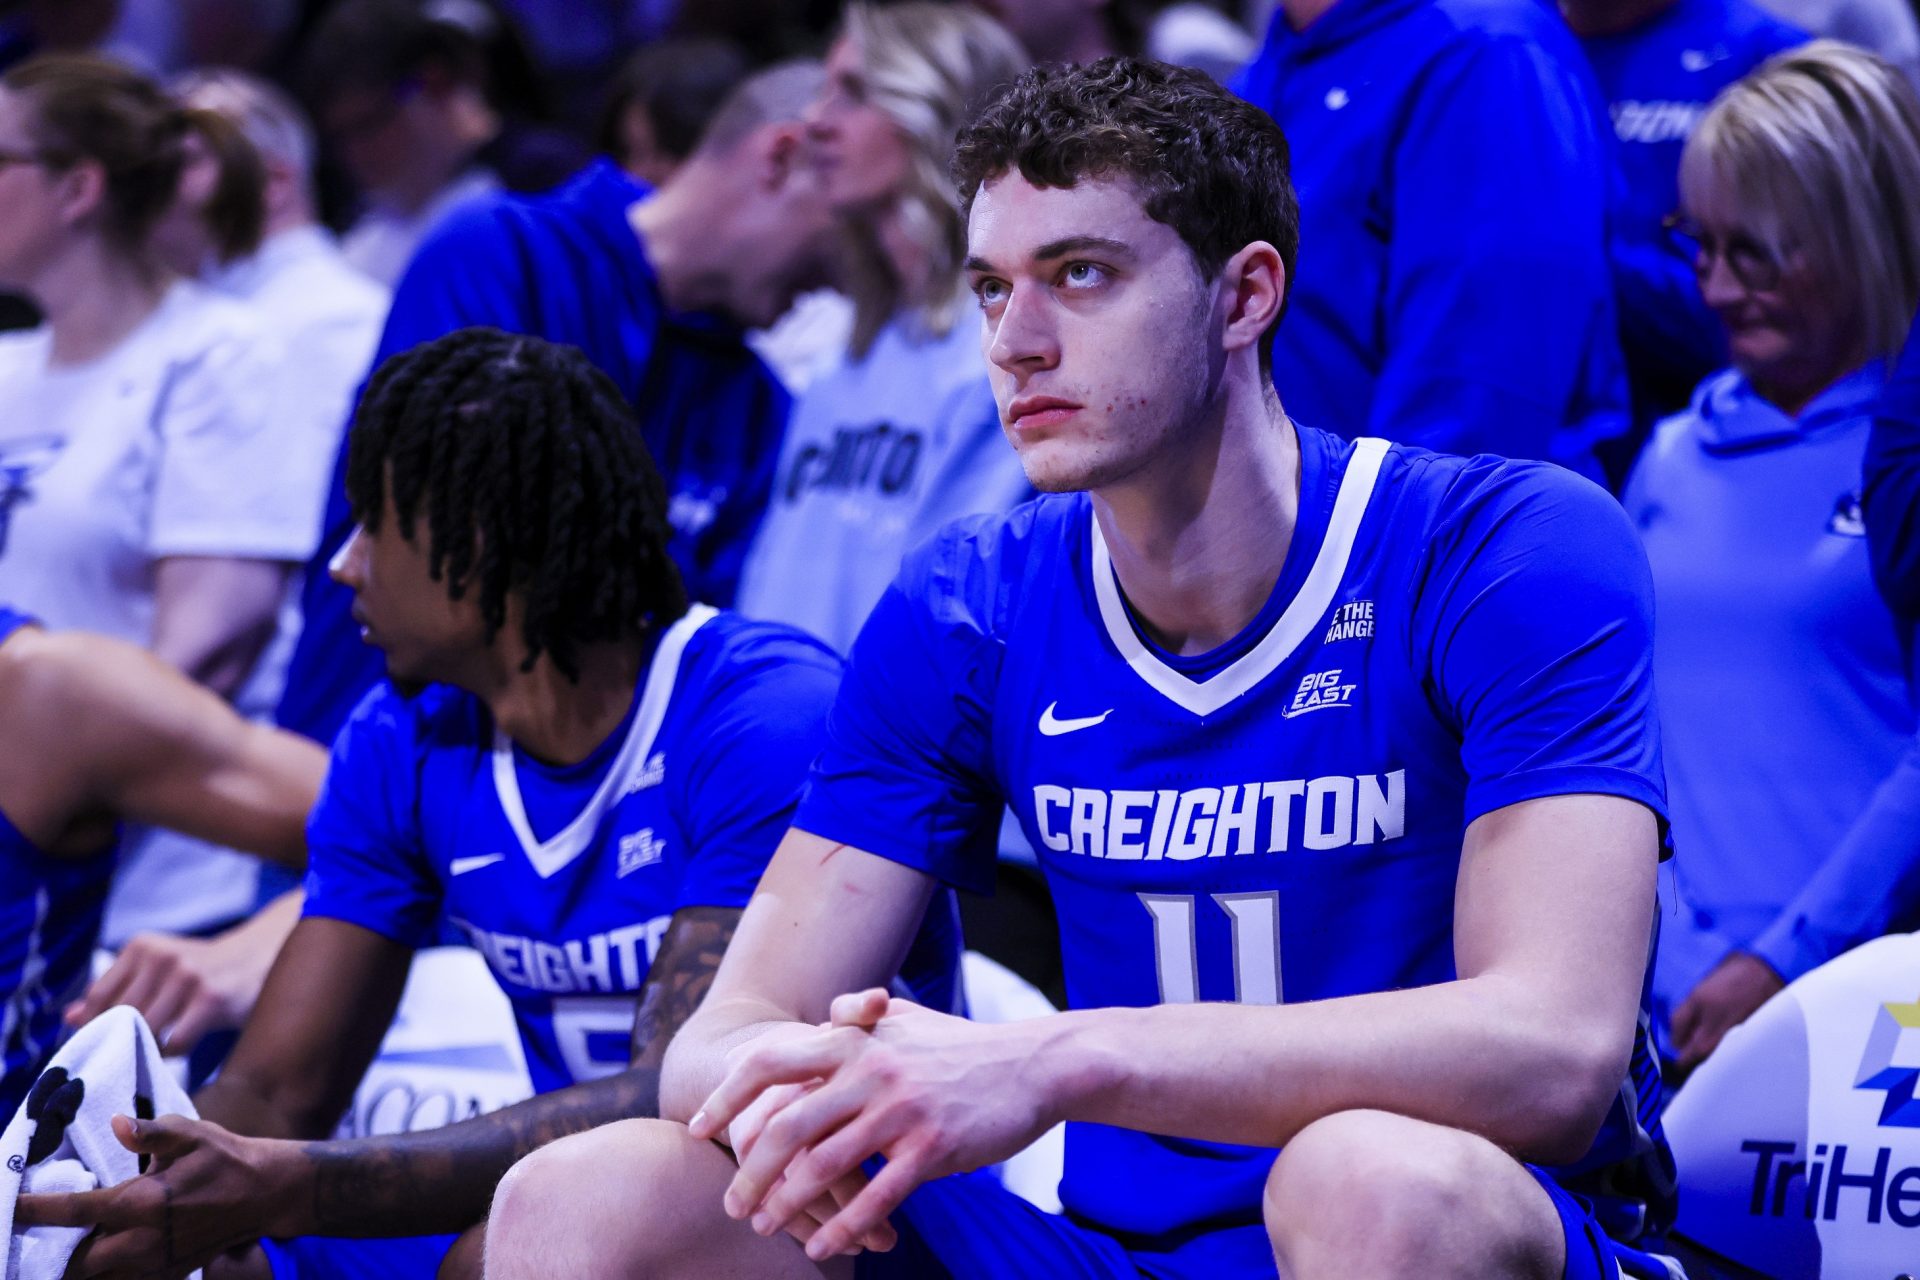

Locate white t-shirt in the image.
[342,167,501,288]
[0,279,325,645]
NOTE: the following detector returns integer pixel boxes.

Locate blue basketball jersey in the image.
[304,608,961,1095]
[798,426,1676,1246]
[0,607,116,1116]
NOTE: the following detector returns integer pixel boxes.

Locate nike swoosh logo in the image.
[449,853,506,876]
[1038,701,1113,736]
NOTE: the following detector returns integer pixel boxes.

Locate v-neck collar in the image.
[1089,437,1389,718]
[490,604,717,879]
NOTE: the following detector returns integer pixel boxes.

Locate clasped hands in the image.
[689,988,1054,1263]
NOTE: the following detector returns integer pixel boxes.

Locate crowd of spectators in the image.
[1,0,1919,1268]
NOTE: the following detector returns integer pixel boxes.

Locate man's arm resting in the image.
[1033,794,1657,1160]
[659,830,940,1125]
[276,904,743,1238]
[16,907,744,1272]
[193,916,412,1139]
[698,794,1658,1260]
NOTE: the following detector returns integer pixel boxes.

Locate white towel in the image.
[0,1006,199,1280]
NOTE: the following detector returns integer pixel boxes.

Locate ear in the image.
[755,121,809,193]
[1217,240,1286,360]
[51,158,107,231]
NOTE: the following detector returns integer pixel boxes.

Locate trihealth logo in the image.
[1857,993,1920,1127]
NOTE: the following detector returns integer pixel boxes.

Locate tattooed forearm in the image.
[299,905,743,1237]
[631,906,738,1068]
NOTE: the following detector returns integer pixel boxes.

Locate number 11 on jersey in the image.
[1139,892,1282,1004]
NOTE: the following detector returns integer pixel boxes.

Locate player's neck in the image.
[478,637,648,767]
[1092,382,1301,657]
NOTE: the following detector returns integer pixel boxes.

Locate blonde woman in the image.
[1623,41,1920,1067]
[735,3,1029,654]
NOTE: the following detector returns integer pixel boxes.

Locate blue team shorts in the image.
[855,1165,1686,1280]
[259,1231,458,1279]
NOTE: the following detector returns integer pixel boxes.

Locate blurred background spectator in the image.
[296,0,586,285]
[1621,42,1920,1069]
[739,1,1029,654]
[1232,0,1628,480]
[1752,0,1920,85]
[596,35,749,186]
[1564,0,1807,486]
[0,55,334,939]
[274,62,837,751]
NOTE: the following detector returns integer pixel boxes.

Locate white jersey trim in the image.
[1089,437,1389,718]
[492,604,718,879]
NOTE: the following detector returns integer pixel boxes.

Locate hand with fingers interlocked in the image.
[690,987,1059,1263]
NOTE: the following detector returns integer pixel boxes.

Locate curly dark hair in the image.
[345,327,688,680]
[953,57,1300,360]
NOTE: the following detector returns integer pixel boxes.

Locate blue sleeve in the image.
[1375,36,1621,458]
[300,686,444,947]
[1415,461,1669,831]
[671,638,842,909]
[1865,311,1920,617]
[1748,732,1920,982]
[793,528,1006,895]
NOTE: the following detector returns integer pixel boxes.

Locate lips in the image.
[1008,396,1082,431]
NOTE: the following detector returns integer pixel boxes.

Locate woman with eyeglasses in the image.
[1623,40,1920,1072]
[0,56,334,942]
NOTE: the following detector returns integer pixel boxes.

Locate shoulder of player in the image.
[334,679,478,762]
[900,493,1080,595]
[1388,445,1639,570]
[673,611,842,706]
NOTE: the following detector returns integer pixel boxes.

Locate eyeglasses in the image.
[0,148,57,172]
[1663,213,1785,292]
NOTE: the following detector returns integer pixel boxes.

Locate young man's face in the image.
[328,492,490,686]
[965,172,1220,493]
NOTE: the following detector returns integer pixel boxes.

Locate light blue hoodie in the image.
[1624,362,1914,1032]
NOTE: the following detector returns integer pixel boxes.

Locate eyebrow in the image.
[964,235,1136,275]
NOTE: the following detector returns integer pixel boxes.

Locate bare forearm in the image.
[281,1069,661,1237]
[193,1073,318,1140]
[1039,975,1626,1164]
[660,996,799,1125]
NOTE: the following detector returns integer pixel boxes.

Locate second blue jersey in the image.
[304,608,960,1095]
[799,426,1675,1246]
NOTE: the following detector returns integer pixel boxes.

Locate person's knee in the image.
[487,1119,719,1278]
[1263,1110,1559,1279]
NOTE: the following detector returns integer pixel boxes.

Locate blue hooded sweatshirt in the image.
[1624,363,1915,1026]
[275,161,790,748]
[1233,0,1627,478]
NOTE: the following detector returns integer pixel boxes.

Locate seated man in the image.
[484,60,1681,1280]
[0,613,322,1110]
[17,329,959,1279]
[279,60,839,752]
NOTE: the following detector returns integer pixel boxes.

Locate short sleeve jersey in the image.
[0,282,322,645]
[798,425,1675,1245]
[301,609,961,1094]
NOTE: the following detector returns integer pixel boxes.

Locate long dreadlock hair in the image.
[344,326,688,681]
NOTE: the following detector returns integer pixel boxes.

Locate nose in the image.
[1696,250,1748,311]
[328,523,368,589]
[986,281,1061,380]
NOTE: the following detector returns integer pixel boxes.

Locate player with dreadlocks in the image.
[17,326,963,1280]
